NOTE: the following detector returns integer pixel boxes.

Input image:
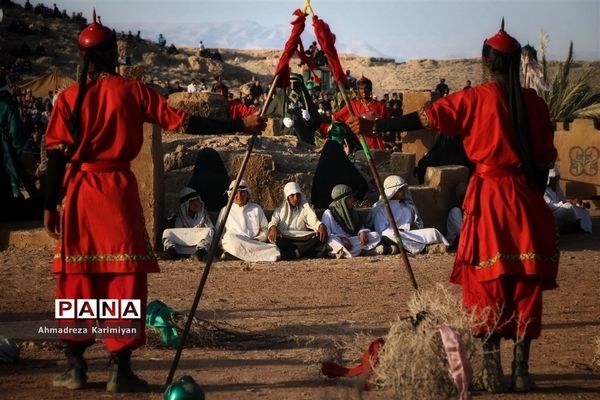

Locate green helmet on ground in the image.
[164,375,205,400]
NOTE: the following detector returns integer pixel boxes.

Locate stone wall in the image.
[131,123,164,250]
[133,91,473,251]
[412,166,469,233]
[400,90,439,166]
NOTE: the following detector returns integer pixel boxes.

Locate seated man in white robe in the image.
[268,182,328,260]
[544,167,592,233]
[162,187,214,259]
[321,184,383,258]
[368,175,449,254]
[217,179,280,262]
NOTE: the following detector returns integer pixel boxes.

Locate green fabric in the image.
[328,184,361,235]
[146,300,179,348]
[327,122,360,154]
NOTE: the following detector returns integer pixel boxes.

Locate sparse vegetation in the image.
[539,33,600,123]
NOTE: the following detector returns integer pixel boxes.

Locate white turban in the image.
[383,175,408,199]
[179,187,200,203]
[176,187,208,228]
[283,182,302,198]
[226,179,250,197]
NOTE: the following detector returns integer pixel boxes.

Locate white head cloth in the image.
[279,182,307,227]
[226,179,250,198]
[176,187,209,228]
[383,175,408,199]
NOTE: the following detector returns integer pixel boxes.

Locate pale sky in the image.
[29,0,600,61]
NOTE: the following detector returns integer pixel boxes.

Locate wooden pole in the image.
[165,74,280,388]
[337,83,418,290]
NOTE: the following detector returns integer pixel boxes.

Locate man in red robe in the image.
[44,13,265,393]
[213,80,256,119]
[349,22,558,393]
[333,76,388,150]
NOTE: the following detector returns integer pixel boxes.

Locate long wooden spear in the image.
[337,85,418,290]
[165,74,280,387]
[311,13,418,290]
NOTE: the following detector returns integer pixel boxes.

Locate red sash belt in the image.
[474,163,522,178]
[62,161,131,193]
[464,164,523,216]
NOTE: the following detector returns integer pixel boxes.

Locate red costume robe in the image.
[46,75,187,274]
[334,98,388,150]
[421,82,559,338]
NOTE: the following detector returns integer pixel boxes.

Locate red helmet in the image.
[78,9,114,50]
[484,18,520,54]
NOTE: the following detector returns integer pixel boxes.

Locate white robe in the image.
[321,210,380,258]
[217,202,280,262]
[544,186,592,233]
[370,200,449,254]
[268,199,322,240]
[162,202,214,255]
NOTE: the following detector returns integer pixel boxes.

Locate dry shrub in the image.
[372,284,483,400]
[146,311,290,350]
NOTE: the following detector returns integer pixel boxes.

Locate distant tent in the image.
[18,70,75,98]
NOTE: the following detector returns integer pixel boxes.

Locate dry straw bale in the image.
[166,92,229,121]
[372,284,483,400]
[119,65,145,81]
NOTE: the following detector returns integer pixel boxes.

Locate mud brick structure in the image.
[554,119,600,199]
[131,123,164,250]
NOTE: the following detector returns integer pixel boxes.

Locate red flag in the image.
[321,338,384,390]
[296,41,321,84]
[312,15,348,86]
[273,9,307,88]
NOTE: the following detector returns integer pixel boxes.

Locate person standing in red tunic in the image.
[333,76,388,150]
[349,22,558,393]
[213,79,256,119]
[44,12,265,393]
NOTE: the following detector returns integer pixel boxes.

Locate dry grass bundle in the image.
[372,284,482,400]
[166,92,229,120]
[146,312,290,350]
[118,64,146,81]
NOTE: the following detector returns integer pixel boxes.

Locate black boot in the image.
[473,335,507,393]
[511,337,536,392]
[106,349,148,392]
[53,342,88,390]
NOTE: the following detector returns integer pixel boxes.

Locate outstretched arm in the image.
[185,112,266,136]
[347,112,424,136]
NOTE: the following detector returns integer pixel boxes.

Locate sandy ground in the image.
[1,217,599,400]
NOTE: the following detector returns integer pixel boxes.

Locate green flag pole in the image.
[336,83,418,290]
